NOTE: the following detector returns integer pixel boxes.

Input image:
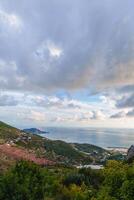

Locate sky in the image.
[0,0,134,128]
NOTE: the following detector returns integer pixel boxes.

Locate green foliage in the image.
[73,143,106,154]
[43,139,92,164]
[0,161,46,200]
[97,161,134,200]
[0,121,20,140]
[0,160,134,200]
[78,168,104,189]
[63,173,85,186]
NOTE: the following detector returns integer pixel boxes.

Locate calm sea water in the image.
[40,127,134,148]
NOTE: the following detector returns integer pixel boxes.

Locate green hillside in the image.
[0,121,21,141]
[43,139,93,164]
[73,143,107,154]
[0,121,109,167]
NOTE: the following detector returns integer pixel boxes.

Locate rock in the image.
[127,145,134,162]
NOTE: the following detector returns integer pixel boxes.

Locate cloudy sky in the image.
[0,0,134,128]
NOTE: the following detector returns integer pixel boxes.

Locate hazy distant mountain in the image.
[23,128,49,135]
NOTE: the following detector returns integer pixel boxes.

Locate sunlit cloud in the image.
[0,9,22,30]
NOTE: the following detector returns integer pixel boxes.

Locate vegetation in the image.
[73,143,106,154]
[0,121,21,141]
[0,121,109,165]
[0,121,133,199]
[0,160,134,200]
[43,139,92,164]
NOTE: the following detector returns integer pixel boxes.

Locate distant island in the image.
[23,128,49,135]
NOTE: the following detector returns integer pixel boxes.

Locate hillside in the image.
[73,143,106,154]
[0,121,132,199]
[0,121,110,170]
[0,121,21,140]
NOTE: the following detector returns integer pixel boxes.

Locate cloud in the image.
[127,109,134,117]
[37,40,63,58]
[0,9,22,31]
[110,111,126,119]
[22,110,45,122]
[0,59,26,90]
[0,0,134,92]
[110,109,134,119]
[0,91,107,124]
[91,110,106,120]
[116,93,134,108]
[0,0,134,127]
[30,95,85,109]
[0,93,18,106]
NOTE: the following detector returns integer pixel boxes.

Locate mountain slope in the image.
[0,121,21,141]
[73,143,107,154]
[0,121,109,169]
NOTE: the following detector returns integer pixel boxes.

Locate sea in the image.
[40,127,134,148]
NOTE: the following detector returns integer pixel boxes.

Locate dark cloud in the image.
[0,0,134,93]
[116,94,134,108]
[110,109,134,119]
[127,109,134,117]
[110,111,125,119]
[117,85,134,94]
